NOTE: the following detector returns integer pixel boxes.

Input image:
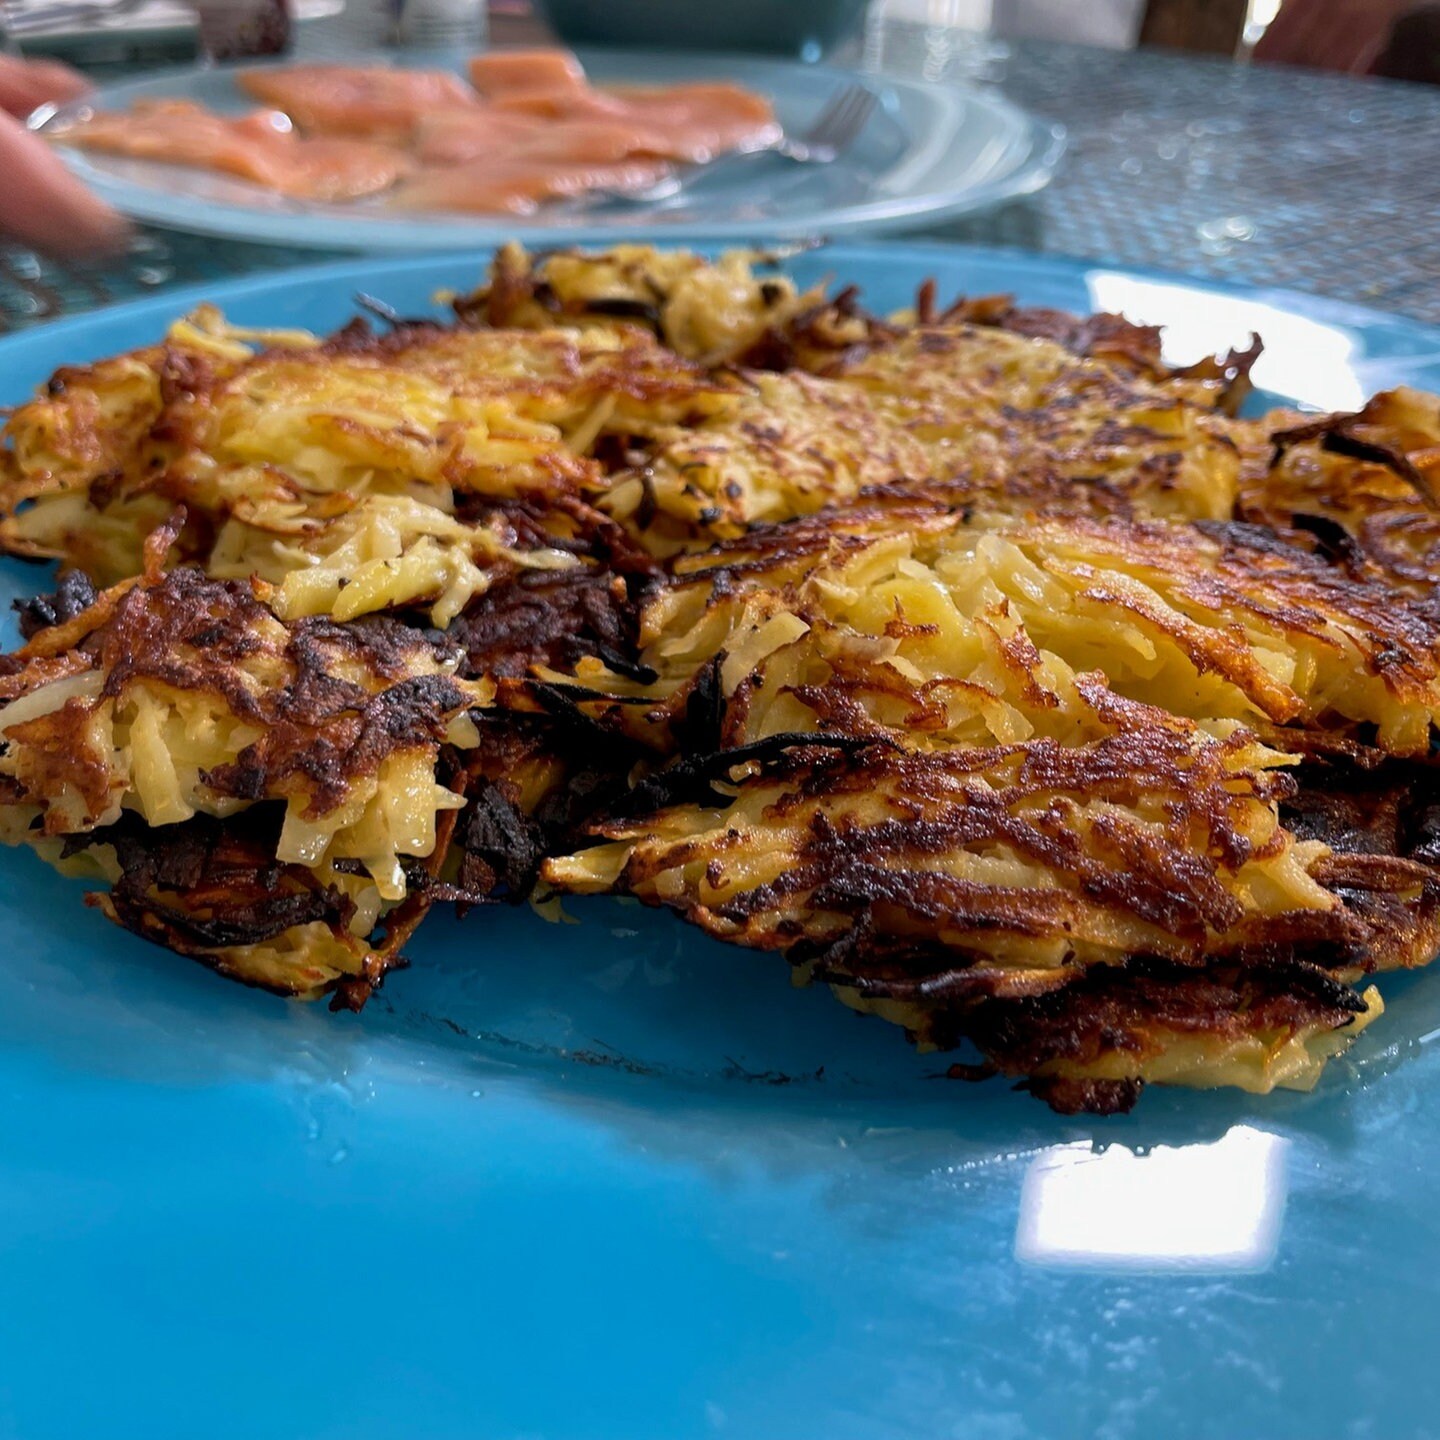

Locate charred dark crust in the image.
[65,808,361,986]
[1271,410,1437,508]
[613,732,885,818]
[2,566,468,826]
[446,566,649,681]
[1238,391,1440,602]
[579,729,1298,949]
[202,671,468,816]
[452,775,547,900]
[956,955,1368,1110]
[14,570,98,641]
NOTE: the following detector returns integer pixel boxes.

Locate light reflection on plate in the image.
[1014,1126,1289,1273]
[1086,273,1367,411]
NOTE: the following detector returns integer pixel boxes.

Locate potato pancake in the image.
[0,527,489,1003]
[0,306,730,585]
[2,243,1438,1112]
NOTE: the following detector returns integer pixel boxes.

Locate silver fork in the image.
[592,80,880,209]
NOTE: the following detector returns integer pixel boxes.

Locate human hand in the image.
[0,54,129,257]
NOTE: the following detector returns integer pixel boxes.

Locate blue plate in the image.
[3,244,1440,1440]
[28,49,1064,250]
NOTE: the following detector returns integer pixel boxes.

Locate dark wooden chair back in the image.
[1139,0,1250,54]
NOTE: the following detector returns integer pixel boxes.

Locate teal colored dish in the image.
[27,49,1065,250]
[530,0,870,60]
[2,244,1439,1439]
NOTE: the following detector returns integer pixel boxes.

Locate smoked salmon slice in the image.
[467,48,587,99]
[415,111,677,169]
[411,109,552,166]
[391,155,671,214]
[238,65,479,143]
[471,49,780,161]
[483,92,778,162]
[487,85,778,161]
[603,82,781,159]
[58,99,410,201]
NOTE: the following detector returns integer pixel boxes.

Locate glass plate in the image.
[27,48,1066,249]
[1,243,1438,1439]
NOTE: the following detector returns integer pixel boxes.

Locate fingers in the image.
[0,54,93,119]
[0,57,129,257]
[0,112,129,257]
